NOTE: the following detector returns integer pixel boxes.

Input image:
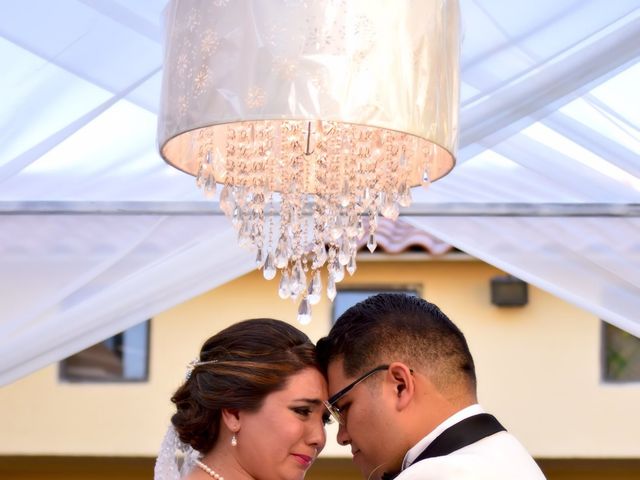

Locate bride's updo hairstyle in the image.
[171,318,317,453]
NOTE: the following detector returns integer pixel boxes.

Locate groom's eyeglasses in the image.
[323,364,389,425]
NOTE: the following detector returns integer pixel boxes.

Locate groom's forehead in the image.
[326,358,350,395]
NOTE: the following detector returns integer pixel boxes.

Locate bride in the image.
[155,318,330,480]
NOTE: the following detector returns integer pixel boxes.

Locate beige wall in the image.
[0,258,639,459]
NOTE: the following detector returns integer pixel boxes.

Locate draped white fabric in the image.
[0,215,255,385]
[0,0,639,385]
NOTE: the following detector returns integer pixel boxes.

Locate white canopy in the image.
[1,0,639,386]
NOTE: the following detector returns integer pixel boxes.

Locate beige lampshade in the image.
[158,0,459,190]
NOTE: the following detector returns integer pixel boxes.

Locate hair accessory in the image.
[185,358,219,380]
[231,434,237,447]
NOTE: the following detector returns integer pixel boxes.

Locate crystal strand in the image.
[255,246,265,268]
[338,235,350,266]
[204,151,216,198]
[339,178,350,208]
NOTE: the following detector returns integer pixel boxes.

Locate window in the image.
[59,321,150,382]
[602,322,640,382]
[332,287,420,324]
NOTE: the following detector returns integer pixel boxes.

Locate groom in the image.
[316,293,546,479]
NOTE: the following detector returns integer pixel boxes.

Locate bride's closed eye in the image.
[292,406,313,417]
[291,405,332,425]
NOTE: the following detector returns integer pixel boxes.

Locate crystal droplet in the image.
[308,270,322,305]
[204,171,217,199]
[239,220,253,247]
[293,260,306,295]
[389,202,399,221]
[369,212,378,231]
[327,275,337,301]
[297,297,312,325]
[312,245,328,269]
[398,182,411,207]
[255,246,265,268]
[332,258,345,282]
[279,271,291,299]
[367,233,377,253]
[339,178,350,208]
[347,254,357,276]
[289,273,301,297]
[263,252,276,280]
[275,237,289,269]
[312,269,322,293]
[220,186,234,215]
[363,187,372,209]
[307,287,320,305]
[329,216,343,241]
[422,169,431,190]
[338,238,350,266]
[381,196,399,220]
[345,213,358,237]
[196,162,206,189]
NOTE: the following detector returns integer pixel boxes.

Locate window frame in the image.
[331,284,422,325]
[58,320,151,384]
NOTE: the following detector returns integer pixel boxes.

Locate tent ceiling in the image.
[0,0,639,385]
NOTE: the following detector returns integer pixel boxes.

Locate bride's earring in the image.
[231,433,238,447]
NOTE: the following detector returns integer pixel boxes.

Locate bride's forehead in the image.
[274,369,328,396]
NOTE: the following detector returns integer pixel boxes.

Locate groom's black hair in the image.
[316,293,476,393]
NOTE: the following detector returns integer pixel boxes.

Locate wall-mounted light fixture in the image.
[490,275,528,307]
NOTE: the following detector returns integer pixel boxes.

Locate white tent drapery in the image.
[1,0,639,385]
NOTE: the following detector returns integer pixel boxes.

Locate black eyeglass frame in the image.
[323,364,389,425]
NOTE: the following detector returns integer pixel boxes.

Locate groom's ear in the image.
[388,362,414,411]
[221,408,241,431]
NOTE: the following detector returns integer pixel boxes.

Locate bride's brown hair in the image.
[171,318,318,453]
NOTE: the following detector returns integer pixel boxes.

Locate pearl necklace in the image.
[195,459,224,480]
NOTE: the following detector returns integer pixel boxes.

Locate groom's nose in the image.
[336,421,351,446]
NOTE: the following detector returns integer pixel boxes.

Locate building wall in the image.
[0,257,639,461]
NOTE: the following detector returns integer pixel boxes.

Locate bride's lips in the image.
[291,453,314,468]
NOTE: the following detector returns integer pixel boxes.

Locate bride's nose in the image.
[306,416,326,452]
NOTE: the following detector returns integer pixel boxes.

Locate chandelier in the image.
[158,0,459,323]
